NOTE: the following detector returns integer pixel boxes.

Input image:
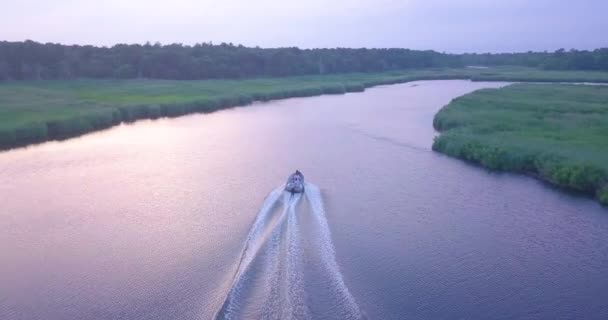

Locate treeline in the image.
[0,40,461,80]
[1,41,607,81]
[460,48,608,70]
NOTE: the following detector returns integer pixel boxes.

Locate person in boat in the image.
[285,170,305,194]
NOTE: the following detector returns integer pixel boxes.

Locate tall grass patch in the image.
[433,84,608,206]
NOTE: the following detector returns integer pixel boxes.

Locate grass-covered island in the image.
[3,66,608,151]
[433,84,608,205]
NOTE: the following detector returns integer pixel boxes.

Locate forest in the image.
[1,40,607,81]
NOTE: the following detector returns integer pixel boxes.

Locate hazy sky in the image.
[2,0,607,53]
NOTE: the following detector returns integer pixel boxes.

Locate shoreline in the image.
[3,67,608,152]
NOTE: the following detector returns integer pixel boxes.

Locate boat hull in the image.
[284,170,305,193]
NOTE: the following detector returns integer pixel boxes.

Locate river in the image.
[1,80,607,319]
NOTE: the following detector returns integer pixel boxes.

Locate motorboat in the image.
[284,170,305,194]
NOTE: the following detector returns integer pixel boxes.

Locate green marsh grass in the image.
[2,67,608,151]
[433,84,608,205]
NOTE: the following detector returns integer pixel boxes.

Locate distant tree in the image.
[0,61,8,80]
[113,64,137,78]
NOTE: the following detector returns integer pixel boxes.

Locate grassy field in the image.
[471,67,608,83]
[433,84,608,205]
[3,66,608,151]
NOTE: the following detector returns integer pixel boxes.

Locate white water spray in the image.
[214,183,362,320]
[305,183,363,319]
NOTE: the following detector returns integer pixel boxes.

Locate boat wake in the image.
[213,183,362,320]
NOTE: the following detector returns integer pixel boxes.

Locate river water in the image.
[1,80,607,319]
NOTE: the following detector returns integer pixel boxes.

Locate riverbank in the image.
[433,84,608,206]
[3,66,608,151]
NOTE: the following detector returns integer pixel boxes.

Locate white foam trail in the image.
[260,192,294,320]
[215,187,285,319]
[215,183,362,319]
[236,187,284,274]
[217,190,309,320]
[284,192,310,319]
[260,192,311,320]
[305,183,363,319]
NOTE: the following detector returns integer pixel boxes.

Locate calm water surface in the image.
[2,80,607,319]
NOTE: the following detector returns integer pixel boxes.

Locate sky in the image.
[1,0,607,53]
